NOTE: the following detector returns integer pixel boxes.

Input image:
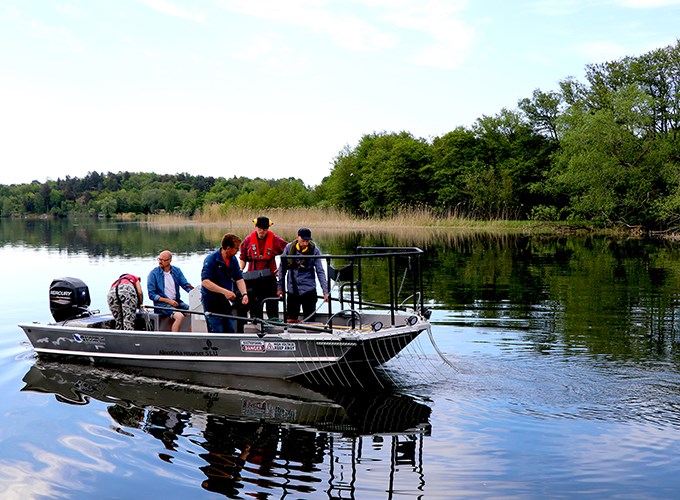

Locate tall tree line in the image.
[0,173,317,217]
[2,40,679,229]
[322,39,680,228]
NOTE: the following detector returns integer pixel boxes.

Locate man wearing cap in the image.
[277,228,329,322]
[239,216,287,320]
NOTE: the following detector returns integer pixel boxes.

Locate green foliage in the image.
[530,204,560,221]
[430,127,480,207]
[355,132,433,215]
[322,144,364,213]
[548,82,670,225]
[518,89,563,141]
[0,172,312,218]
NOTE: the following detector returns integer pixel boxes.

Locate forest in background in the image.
[2,40,679,230]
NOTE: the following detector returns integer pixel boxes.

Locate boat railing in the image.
[281,246,428,330]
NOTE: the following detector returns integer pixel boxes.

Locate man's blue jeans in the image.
[205,312,235,333]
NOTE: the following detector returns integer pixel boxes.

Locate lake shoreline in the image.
[10,207,674,239]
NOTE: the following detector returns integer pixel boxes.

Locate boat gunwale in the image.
[18,318,429,341]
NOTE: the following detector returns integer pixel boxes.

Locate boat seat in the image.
[134,312,161,331]
[64,314,116,329]
[138,311,192,332]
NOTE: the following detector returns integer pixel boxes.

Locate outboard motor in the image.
[49,277,91,322]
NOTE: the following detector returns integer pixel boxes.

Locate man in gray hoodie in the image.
[277,228,329,322]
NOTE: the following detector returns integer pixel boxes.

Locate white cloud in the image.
[136,0,206,22]
[216,0,474,66]
[408,37,472,69]
[614,0,680,7]
[529,0,582,16]
[384,1,474,68]
[531,0,680,15]
[318,13,396,51]
[55,4,84,17]
[26,18,86,54]
[231,33,299,68]
[232,33,281,61]
[218,0,395,51]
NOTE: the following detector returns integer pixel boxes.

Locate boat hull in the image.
[18,320,428,385]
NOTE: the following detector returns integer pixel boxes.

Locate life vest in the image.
[286,241,316,270]
[246,230,276,262]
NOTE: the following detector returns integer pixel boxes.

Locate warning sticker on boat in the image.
[240,340,296,352]
[241,340,265,352]
[265,341,296,351]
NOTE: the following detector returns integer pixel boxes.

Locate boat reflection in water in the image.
[21,361,432,497]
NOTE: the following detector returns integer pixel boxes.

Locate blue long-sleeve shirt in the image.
[147,265,194,308]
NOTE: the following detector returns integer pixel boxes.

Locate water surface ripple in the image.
[2,223,680,498]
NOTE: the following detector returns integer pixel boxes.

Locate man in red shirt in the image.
[239,216,287,320]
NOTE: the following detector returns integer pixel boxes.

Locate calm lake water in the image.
[3,219,680,499]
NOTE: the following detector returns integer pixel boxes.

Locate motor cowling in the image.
[49,277,91,322]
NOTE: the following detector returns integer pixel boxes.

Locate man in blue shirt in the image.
[201,233,249,333]
[147,250,194,332]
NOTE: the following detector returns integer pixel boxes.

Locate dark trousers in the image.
[244,275,279,320]
[205,312,236,333]
[286,290,318,321]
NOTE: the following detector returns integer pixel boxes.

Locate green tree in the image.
[321,144,363,212]
[430,127,480,209]
[518,88,563,142]
[548,85,662,225]
[464,109,553,217]
[357,132,432,215]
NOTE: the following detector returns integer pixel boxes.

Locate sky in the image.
[1,1,679,188]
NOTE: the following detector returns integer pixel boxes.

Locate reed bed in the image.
[141,206,651,242]
[145,205,545,236]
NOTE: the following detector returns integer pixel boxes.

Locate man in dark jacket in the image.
[277,228,329,322]
[201,234,249,333]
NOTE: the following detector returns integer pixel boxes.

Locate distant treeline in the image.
[3,40,680,229]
